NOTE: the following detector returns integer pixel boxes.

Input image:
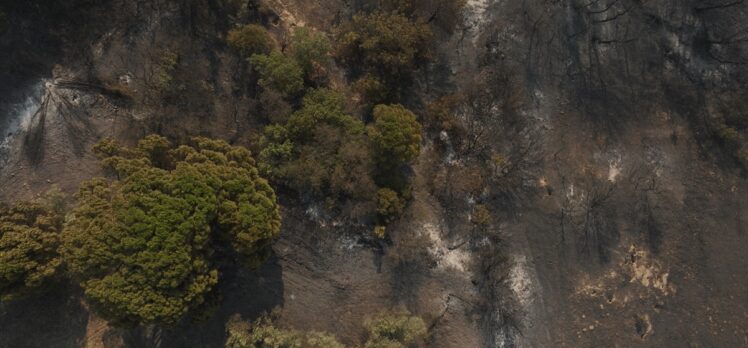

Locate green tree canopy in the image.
[286,88,364,141]
[288,27,331,78]
[259,89,377,218]
[226,313,343,348]
[334,11,432,79]
[0,190,65,302]
[250,51,304,97]
[368,104,422,169]
[61,135,280,326]
[227,24,274,57]
[364,310,428,348]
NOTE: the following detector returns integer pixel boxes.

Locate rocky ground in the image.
[1,0,747,347]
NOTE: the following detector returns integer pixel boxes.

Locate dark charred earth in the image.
[0,0,747,347]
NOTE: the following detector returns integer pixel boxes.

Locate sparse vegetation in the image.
[0,189,65,302]
[226,309,428,348]
[61,135,280,326]
[151,50,179,94]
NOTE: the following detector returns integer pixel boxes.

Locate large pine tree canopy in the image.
[61,135,281,326]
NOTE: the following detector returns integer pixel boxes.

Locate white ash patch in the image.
[422,223,470,273]
[608,155,622,182]
[509,254,537,307]
[464,0,493,44]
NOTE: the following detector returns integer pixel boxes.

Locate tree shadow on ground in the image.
[0,282,87,348]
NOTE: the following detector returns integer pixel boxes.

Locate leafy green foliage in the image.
[259,89,377,218]
[369,104,422,170]
[334,12,432,80]
[288,27,331,79]
[364,310,428,348]
[376,188,404,223]
[228,24,274,57]
[62,135,280,326]
[250,51,305,97]
[152,50,179,94]
[352,74,389,106]
[0,190,65,302]
[286,89,364,141]
[225,313,343,348]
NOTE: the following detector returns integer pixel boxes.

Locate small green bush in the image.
[225,313,343,348]
[716,125,739,143]
[152,50,178,93]
[364,309,428,348]
[376,188,405,223]
[369,104,423,170]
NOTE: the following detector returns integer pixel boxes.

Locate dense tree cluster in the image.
[60,135,280,326]
[0,190,64,301]
[334,11,432,94]
[259,89,377,218]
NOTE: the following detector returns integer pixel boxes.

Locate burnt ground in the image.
[1,0,748,347]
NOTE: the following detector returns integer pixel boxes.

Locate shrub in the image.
[250,51,304,97]
[369,104,423,170]
[334,11,432,80]
[352,74,389,106]
[376,188,405,223]
[716,125,739,143]
[289,27,331,78]
[227,24,274,56]
[364,309,428,348]
[426,94,462,132]
[62,136,280,326]
[225,313,343,348]
[152,50,179,94]
[0,190,65,301]
[471,204,491,228]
